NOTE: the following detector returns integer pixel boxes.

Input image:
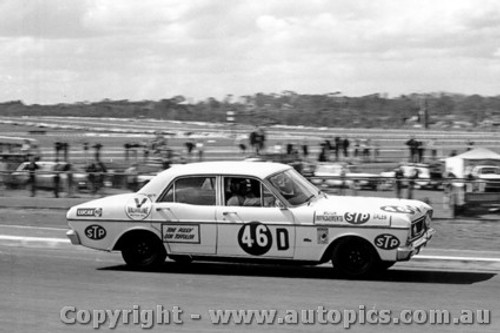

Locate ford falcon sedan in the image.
[66,161,435,277]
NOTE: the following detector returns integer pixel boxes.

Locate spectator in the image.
[334,137,341,161]
[428,139,437,160]
[353,139,360,158]
[318,147,327,162]
[407,168,419,199]
[363,139,371,161]
[250,126,266,155]
[86,163,97,194]
[92,143,103,162]
[257,127,266,153]
[53,161,61,198]
[395,166,404,199]
[417,140,425,163]
[405,136,419,163]
[26,156,39,197]
[342,137,350,158]
[0,159,6,190]
[302,141,309,158]
[87,162,106,195]
[185,138,195,159]
[196,140,205,161]
[63,162,74,197]
[96,161,107,195]
[373,140,380,161]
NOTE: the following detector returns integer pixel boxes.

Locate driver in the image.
[227,178,260,206]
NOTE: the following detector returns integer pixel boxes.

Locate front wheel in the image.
[332,238,378,277]
[122,234,166,269]
[376,261,396,271]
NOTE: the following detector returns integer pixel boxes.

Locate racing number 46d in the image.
[237,222,289,256]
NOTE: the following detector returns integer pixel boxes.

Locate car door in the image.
[150,176,217,255]
[215,176,296,258]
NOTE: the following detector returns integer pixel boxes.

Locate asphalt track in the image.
[0,195,499,332]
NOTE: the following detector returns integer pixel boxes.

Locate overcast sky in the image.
[0,0,499,104]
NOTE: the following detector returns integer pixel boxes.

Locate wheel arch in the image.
[112,227,163,251]
[319,233,380,264]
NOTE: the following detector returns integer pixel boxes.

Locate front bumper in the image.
[396,228,436,261]
[66,229,81,245]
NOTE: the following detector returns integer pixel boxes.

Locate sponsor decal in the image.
[372,214,388,220]
[76,208,102,218]
[238,222,273,256]
[344,212,370,225]
[374,234,400,250]
[124,194,152,220]
[317,228,329,244]
[162,224,200,243]
[237,222,290,256]
[84,225,106,240]
[315,211,343,223]
[380,205,421,215]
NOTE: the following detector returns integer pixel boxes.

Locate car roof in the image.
[163,161,291,178]
[139,161,292,194]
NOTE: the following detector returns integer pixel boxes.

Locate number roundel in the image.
[238,222,272,256]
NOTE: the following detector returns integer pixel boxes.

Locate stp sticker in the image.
[344,212,370,225]
[85,225,106,240]
[125,194,152,220]
[162,224,200,243]
[374,234,400,250]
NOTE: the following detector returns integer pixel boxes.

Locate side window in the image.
[225,177,269,207]
[161,186,174,202]
[159,176,216,205]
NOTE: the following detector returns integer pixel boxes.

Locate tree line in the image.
[1,92,499,129]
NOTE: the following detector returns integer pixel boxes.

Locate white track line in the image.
[0,235,69,244]
[414,255,500,262]
[0,225,67,231]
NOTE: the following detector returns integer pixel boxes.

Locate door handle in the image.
[222,211,237,216]
[156,207,172,211]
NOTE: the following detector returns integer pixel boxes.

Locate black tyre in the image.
[121,233,166,269]
[332,238,378,277]
[170,255,193,264]
[376,261,396,271]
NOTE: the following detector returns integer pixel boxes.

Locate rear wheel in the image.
[332,238,378,277]
[170,255,193,264]
[121,233,166,269]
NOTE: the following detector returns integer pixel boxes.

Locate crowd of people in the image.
[0,125,482,203]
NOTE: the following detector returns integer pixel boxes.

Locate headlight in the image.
[424,214,431,228]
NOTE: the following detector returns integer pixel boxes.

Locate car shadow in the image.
[98,261,496,285]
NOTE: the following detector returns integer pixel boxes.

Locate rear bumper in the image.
[66,229,81,245]
[396,228,435,261]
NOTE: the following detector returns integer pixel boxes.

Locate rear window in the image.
[159,176,216,205]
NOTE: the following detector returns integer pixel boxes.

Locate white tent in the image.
[445,147,500,178]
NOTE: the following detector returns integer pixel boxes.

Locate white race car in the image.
[66,161,435,277]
